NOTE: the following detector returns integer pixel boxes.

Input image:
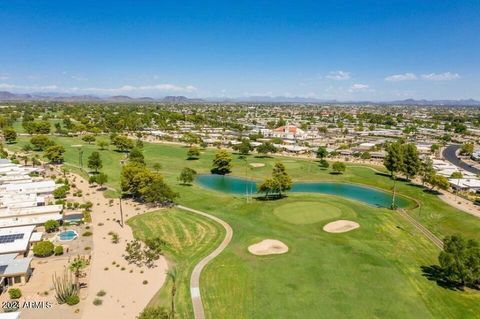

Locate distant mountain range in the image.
[0,90,479,106]
[0,91,203,103]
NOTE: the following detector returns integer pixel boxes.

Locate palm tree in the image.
[166,268,177,319]
[69,256,87,291]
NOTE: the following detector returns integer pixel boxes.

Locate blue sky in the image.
[0,0,479,100]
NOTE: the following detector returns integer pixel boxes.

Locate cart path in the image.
[398,209,444,249]
[176,205,233,319]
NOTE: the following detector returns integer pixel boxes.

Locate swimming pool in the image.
[58,230,78,241]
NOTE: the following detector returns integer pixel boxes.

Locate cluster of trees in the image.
[258,162,292,199]
[384,141,449,208]
[23,120,51,134]
[384,142,421,181]
[438,234,480,289]
[111,134,135,152]
[121,148,177,205]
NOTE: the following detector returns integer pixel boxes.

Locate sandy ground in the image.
[323,220,360,233]
[248,239,288,256]
[438,190,480,218]
[64,173,169,319]
[249,163,266,168]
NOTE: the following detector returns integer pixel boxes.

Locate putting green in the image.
[274,201,345,224]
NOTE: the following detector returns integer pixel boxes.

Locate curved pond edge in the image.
[196,174,416,209]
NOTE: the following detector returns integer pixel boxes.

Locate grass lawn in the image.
[6,136,480,318]
[127,208,224,318]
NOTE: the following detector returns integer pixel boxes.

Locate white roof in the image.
[0,254,32,276]
[449,178,480,189]
[0,225,35,254]
[0,205,63,218]
[2,180,56,192]
[0,312,21,319]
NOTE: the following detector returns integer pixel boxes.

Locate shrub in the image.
[54,245,64,255]
[142,280,148,285]
[96,290,106,297]
[82,231,93,237]
[8,288,22,299]
[33,241,54,257]
[65,295,80,306]
[93,298,103,306]
[44,219,60,233]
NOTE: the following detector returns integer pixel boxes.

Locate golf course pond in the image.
[196,174,411,208]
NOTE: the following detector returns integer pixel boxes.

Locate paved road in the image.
[177,205,233,319]
[442,144,480,175]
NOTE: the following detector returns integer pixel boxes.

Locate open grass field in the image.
[127,208,224,318]
[7,136,480,318]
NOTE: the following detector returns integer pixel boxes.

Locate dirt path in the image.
[64,173,168,319]
[176,205,233,319]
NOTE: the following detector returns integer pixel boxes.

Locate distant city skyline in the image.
[1,1,479,100]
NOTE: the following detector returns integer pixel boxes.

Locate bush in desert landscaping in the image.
[66,295,80,306]
[93,298,103,306]
[96,290,106,297]
[44,219,60,233]
[52,268,79,305]
[54,245,64,256]
[138,306,170,319]
[33,240,54,257]
[8,288,22,299]
[82,231,93,237]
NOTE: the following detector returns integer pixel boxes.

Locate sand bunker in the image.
[249,163,266,168]
[323,220,360,233]
[248,239,288,256]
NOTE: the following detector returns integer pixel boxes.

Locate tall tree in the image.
[166,268,177,319]
[129,147,145,165]
[2,127,17,144]
[316,146,328,159]
[402,143,420,180]
[187,146,200,160]
[384,142,404,209]
[256,142,277,156]
[439,234,480,287]
[332,161,346,174]
[420,157,435,186]
[178,167,197,185]
[44,145,66,164]
[69,256,87,291]
[87,151,103,173]
[211,149,232,175]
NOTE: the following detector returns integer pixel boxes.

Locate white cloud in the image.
[385,73,417,82]
[421,72,460,81]
[0,74,9,81]
[326,70,351,81]
[348,83,370,92]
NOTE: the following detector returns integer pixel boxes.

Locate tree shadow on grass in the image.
[254,155,273,159]
[421,265,463,291]
[254,195,287,201]
[423,189,442,196]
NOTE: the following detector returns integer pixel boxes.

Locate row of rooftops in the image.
[0,160,62,228]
